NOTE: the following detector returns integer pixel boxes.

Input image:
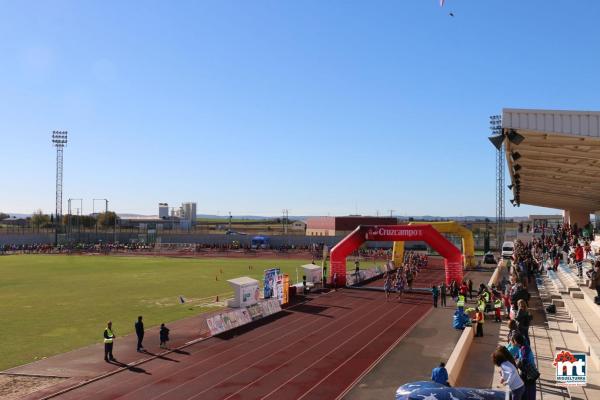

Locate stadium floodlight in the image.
[513,164,522,172]
[488,132,504,150]
[507,129,525,145]
[511,151,522,161]
[508,184,514,190]
[488,127,525,150]
[52,130,68,245]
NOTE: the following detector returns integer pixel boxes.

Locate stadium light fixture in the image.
[511,151,521,161]
[513,164,522,172]
[508,184,514,190]
[507,129,525,145]
[488,133,504,150]
[488,127,525,150]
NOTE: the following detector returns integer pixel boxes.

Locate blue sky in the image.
[1,0,600,217]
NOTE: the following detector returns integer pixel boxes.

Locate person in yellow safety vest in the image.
[477,295,486,313]
[104,321,116,362]
[456,294,465,312]
[473,309,484,337]
[494,297,503,322]
[483,290,491,312]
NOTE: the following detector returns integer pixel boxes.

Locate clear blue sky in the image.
[1,0,600,217]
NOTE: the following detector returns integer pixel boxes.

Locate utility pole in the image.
[52,131,68,245]
[282,209,289,234]
[228,211,232,232]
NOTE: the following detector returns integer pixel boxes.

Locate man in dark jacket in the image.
[135,316,145,352]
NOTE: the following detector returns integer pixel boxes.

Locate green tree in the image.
[0,212,9,221]
[31,209,50,230]
[97,211,118,228]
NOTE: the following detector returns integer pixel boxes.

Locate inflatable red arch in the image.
[329,225,463,286]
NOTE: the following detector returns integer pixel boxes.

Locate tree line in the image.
[1,210,118,230]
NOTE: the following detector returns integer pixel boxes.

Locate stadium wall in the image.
[0,233,393,248]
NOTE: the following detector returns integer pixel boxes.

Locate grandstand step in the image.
[560,295,600,370]
[572,291,585,299]
[538,274,600,400]
[552,298,565,307]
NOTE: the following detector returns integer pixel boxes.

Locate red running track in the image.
[49,274,442,400]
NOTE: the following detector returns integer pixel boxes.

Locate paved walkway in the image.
[346,270,493,399]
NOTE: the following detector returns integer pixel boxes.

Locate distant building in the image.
[290,220,307,231]
[181,202,197,225]
[158,203,169,219]
[528,214,563,232]
[306,216,397,236]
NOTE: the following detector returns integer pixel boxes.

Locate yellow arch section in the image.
[392,221,475,268]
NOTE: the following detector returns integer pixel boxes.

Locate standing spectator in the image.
[432,284,439,308]
[135,316,145,352]
[431,361,450,386]
[467,279,473,300]
[515,299,532,344]
[587,261,600,301]
[456,292,465,313]
[493,295,502,322]
[440,281,447,307]
[473,308,484,337]
[492,346,525,400]
[159,323,170,349]
[512,333,538,400]
[103,321,116,362]
[575,243,584,278]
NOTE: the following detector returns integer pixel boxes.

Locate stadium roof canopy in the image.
[501,108,600,215]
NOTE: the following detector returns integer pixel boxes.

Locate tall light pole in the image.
[489,115,505,251]
[52,131,68,245]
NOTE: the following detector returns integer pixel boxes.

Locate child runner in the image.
[383,273,392,302]
[159,323,170,349]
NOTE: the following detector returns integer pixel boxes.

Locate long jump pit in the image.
[5,266,446,400]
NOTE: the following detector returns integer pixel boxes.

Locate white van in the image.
[501,241,514,259]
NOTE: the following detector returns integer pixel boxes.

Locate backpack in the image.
[588,270,598,289]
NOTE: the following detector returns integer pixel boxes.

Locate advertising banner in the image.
[282,274,290,305]
[264,268,279,299]
[241,283,260,308]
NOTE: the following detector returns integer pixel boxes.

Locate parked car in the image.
[483,252,496,264]
[501,241,514,259]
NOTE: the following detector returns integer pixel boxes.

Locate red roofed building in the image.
[305,216,398,236]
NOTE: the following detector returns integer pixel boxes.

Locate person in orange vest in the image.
[473,309,484,337]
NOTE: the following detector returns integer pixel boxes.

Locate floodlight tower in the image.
[52,131,68,245]
[489,115,504,250]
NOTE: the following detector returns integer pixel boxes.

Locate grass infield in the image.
[0,254,379,371]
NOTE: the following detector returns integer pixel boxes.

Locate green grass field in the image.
[0,254,380,371]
